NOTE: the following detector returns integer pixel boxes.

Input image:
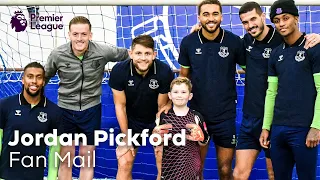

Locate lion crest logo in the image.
[10,10,27,32]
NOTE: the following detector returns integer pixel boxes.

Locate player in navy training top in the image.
[0,62,62,180]
[234,4,282,179]
[234,2,320,180]
[153,77,209,180]
[109,34,174,180]
[179,0,245,179]
[260,0,320,179]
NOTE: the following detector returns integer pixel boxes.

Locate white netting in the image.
[0,5,320,179]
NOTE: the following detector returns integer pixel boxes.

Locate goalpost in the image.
[0,0,320,179]
[1,0,320,5]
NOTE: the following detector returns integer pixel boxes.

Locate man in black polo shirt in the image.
[0,62,62,180]
[260,0,320,179]
[234,2,320,180]
[109,34,174,180]
[178,0,246,179]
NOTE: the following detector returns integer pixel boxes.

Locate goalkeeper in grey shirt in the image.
[45,16,129,180]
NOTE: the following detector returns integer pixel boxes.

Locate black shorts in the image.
[127,119,156,148]
[60,104,101,145]
[207,118,237,148]
[236,114,270,158]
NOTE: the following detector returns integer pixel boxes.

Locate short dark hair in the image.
[24,62,45,76]
[23,62,45,95]
[239,1,263,16]
[131,34,154,50]
[198,0,222,15]
[69,16,91,31]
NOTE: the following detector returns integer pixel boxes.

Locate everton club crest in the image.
[295,50,305,62]
[218,46,229,58]
[262,48,272,59]
[38,112,48,123]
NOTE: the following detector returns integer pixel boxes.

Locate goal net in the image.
[0,2,319,179]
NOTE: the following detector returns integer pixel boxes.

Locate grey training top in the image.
[45,41,129,111]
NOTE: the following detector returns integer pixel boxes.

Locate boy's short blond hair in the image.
[170,77,192,92]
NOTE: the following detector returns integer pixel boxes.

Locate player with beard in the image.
[260,0,320,179]
[178,0,246,179]
[109,34,174,180]
[0,62,62,180]
[233,2,320,180]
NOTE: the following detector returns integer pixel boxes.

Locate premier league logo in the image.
[10,10,27,32]
[276,8,282,14]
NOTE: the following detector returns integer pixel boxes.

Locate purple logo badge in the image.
[276,8,282,14]
[10,10,27,32]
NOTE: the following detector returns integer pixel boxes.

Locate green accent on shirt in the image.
[180,65,190,69]
[311,74,320,130]
[0,129,2,154]
[77,55,84,61]
[262,76,278,131]
[240,65,246,69]
[31,104,36,109]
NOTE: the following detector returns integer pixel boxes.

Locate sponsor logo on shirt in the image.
[195,48,202,55]
[278,55,284,62]
[128,80,134,87]
[246,46,253,52]
[15,110,21,116]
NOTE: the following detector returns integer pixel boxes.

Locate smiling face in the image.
[198,4,223,34]
[169,83,193,107]
[168,77,193,108]
[130,44,156,75]
[240,8,266,39]
[68,23,92,56]
[22,67,44,97]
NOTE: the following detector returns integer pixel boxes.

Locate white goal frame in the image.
[1,0,320,6]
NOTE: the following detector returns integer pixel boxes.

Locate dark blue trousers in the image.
[270,125,318,180]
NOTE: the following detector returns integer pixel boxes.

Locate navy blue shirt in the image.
[0,94,62,180]
[109,59,174,123]
[268,34,320,127]
[243,25,283,118]
[178,28,246,123]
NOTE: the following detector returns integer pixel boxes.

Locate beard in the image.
[249,22,265,39]
[25,86,41,97]
[133,61,153,73]
[201,21,221,34]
